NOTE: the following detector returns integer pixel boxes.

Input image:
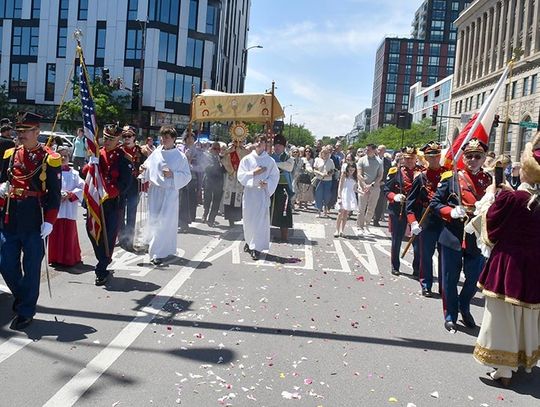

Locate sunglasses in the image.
[465,154,483,160]
[123,134,134,139]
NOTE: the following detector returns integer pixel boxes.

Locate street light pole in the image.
[241,45,263,92]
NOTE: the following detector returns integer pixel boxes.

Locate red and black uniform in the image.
[119,144,145,249]
[384,164,423,274]
[82,146,132,280]
[0,144,61,318]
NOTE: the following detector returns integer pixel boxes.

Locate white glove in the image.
[393,194,405,203]
[89,156,99,165]
[411,221,422,235]
[40,222,53,239]
[450,206,467,219]
[0,181,10,198]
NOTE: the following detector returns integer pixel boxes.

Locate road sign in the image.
[519,121,538,129]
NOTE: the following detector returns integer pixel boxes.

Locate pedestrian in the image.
[0,112,61,330]
[83,124,132,286]
[430,138,492,332]
[141,126,191,265]
[312,147,335,217]
[177,131,200,232]
[48,146,84,267]
[296,147,314,209]
[384,146,423,277]
[0,119,15,173]
[72,127,87,172]
[270,134,295,242]
[356,144,383,232]
[141,136,156,158]
[373,145,392,226]
[328,144,343,209]
[119,124,145,251]
[335,159,359,237]
[405,141,446,297]
[237,135,279,260]
[473,132,540,385]
[202,141,225,227]
[222,140,248,226]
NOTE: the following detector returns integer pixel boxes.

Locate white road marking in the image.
[285,239,314,270]
[343,241,379,275]
[374,244,413,268]
[205,241,241,264]
[323,240,352,274]
[0,283,10,294]
[43,235,227,407]
[0,336,33,364]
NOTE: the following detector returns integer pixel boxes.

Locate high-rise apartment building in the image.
[370,0,470,131]
[0,0,251,130]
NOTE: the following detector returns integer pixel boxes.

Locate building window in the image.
[186,37,203,68]
[45,63,56,101]
[12,26,39,56]
[78,0,88,20]
[189,0,198,30]
[96,26,106,59]
[532,74,537,94]
[125,29,143,59]
[476,94,481,109]
[165,72,201,103]
[59,0,69,20]
[57,26,67,57]
[511,81,517,99]
[128,0,138,20]
[206,3,218,34]
[9,63,28,100]
[32,0,41,19]
[148,0,180,26]
[0,0,22,18]
[159,31,177,64]
[523,77,530,96]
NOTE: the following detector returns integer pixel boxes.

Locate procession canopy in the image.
[192,89,285,123]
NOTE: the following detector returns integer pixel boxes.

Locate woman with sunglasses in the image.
[48,146,84,268]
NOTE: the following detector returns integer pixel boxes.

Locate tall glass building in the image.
[0,0,251,130]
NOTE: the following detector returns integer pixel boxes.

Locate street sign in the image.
[519,121,538,129]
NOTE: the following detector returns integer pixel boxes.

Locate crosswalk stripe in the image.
[0,336,33,364]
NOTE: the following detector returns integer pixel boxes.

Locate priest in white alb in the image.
[141,126,191,265]
[237,135,279,260]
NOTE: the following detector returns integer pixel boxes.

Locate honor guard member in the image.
[0,112,62,330]
[430,138,491,332]
[384,146,423,277]
[406,141,446,297]
[119,125,145,251]
[82,124,132,286]
[270,134,294,242]
[0,118,16,172]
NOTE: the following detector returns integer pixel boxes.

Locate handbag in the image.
[311,177,321,189]
[298,173,312,185]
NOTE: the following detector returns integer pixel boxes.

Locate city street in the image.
[0,208,539,407]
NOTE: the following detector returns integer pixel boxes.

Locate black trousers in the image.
[374,186,387,222]
[178,177,198,228]
[203,185,223,223]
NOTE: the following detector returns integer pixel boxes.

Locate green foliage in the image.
[283,123,315,147]
[58,80,131,134]
[0,83,15,119]
[320,136,338,146]
[352,119,437,150]
[247,123,265,142]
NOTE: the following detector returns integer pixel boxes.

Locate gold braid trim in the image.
[473,343,540,369]
[477,284,540,309]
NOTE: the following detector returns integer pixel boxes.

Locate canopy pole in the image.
[188,84,195,135]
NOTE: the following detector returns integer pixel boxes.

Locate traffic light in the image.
[493,114,500,128]
[102,68,111,85]
[431,105,439,126]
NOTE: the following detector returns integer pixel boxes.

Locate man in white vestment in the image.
[142,126,192,265]
[237,135,280,260]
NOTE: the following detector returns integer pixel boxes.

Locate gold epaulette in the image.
[388,167,398,175]
[440,170,453,181]
[46,151,62,167]
[3,147,15,160]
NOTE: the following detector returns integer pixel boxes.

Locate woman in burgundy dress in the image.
[473,132,540,385]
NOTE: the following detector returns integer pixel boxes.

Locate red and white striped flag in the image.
[444,63,511,169]
[78,46,106,242]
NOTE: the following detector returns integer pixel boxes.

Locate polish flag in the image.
[444,63,511,169]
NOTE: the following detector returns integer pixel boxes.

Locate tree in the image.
[58,80,131,134]
[283,123,315,147]
[0,82,15,119]
[352,119,437,151]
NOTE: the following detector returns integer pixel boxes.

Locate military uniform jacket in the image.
[384,165,423,217]
[0,144,62,233]
[121,144,145,196]
[429,168,491,253]
[82,146,133,200]
[406,167,446,229]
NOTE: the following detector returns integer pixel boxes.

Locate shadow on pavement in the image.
[52,263,95,275]
[24,318,97,342]
[104,277,161,293]
[478,367,540,399]
[171,347,235,365]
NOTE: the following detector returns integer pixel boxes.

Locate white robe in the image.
[237,151,279,252]
[59,169,84,220]
[143,146,191,259]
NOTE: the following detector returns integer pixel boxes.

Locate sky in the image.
[244,0,422,139]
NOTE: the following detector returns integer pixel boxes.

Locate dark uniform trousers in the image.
[119,181,139,248]
[417,222,442,291]
[389,212,420,274]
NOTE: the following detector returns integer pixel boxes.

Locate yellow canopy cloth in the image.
[192,90,284,123]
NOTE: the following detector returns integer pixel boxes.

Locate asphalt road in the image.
[0,206,539,407]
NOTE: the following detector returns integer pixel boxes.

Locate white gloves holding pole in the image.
[450,205,467,219]
[393,194,406,203]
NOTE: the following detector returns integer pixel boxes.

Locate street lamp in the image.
[241,45,263,92]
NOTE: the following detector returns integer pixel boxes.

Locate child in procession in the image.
[334,160,359,237]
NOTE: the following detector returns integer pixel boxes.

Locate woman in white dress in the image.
[334,161,359,237]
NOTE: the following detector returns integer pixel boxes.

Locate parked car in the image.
[38,131,75,157]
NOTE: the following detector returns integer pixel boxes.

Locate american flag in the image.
[79,57,106,242]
